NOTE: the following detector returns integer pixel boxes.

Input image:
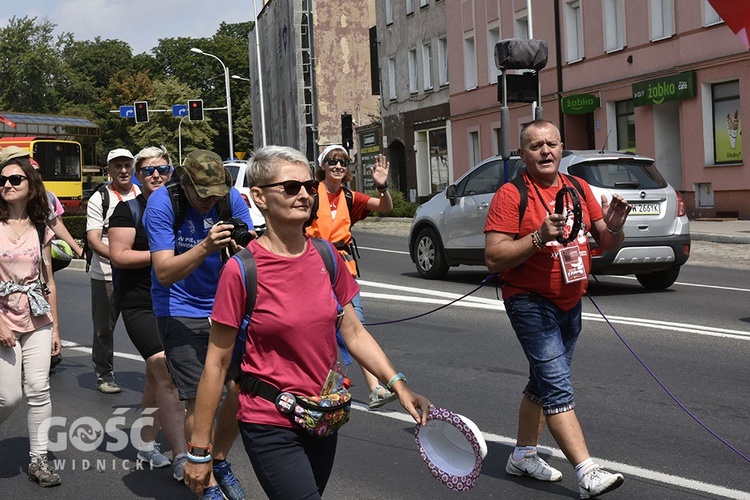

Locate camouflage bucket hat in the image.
[178,149,231,198]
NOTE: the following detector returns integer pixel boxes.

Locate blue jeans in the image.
[504,293,582,415]
[240,422,337,500]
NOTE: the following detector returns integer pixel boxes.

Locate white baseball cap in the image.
[107,148,134,164]
[414,407,488,491]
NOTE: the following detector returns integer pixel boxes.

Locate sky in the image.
[1,0,262,55]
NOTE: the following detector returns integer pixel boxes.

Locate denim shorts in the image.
[504,293,582,415]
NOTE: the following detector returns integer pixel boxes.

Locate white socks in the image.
[575,457,596,481]
[512,445,537,461]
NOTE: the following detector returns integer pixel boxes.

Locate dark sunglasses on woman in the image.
[0,174,28,186]
[326,158,350,167]
[138,165,172,177]
[258,179,318,196]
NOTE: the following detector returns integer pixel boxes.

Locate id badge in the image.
[321,362,349,395]
[559,244,586,284]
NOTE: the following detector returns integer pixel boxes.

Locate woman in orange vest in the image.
[306,145,395,409]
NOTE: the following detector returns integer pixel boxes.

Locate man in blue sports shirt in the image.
[145,149,252,500]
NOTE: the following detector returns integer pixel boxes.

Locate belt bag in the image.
[239,375,351,438]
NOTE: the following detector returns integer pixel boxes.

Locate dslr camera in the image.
[225,217,255,247]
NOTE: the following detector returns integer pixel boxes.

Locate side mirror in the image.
[446,185,458,206]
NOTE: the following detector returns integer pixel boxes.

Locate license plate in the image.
[630,203,660,215]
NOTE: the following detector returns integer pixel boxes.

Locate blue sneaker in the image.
[202,485,225,500]
[212,461,246,500]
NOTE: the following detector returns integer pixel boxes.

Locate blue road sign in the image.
[120,105,135,118]
[172,104,188,117]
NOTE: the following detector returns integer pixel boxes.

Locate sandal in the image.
[368,384,398,409]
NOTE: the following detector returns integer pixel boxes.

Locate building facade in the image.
[249,0,380,188]
[447,0,750,218]
[376,0,449,203]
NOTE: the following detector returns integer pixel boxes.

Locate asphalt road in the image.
[2,229,749,499]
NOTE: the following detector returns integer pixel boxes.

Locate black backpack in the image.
[83,184,110,272]
[305,186,354,229]
[164,179,232,252]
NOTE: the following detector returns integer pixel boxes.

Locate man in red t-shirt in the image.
[484,120,631,499]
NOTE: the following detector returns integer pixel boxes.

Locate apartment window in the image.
[388,57,397,100]
[422,42,433,90]
[438,37,449,86]
[464,35,477,90]
[650,0,674,41]
[515,10,529,39]
[603,0,626,52]
[712,80,741,164]
[469,131,481,167]
[420,0,429,8]
[703,0,722,26]
[408,49,418,94]
[615,100,635,152]
[488,26,501,83]
[386,0,393,25]
[406,0,414,16]
[428,128,448,193]
[564,0,584,62]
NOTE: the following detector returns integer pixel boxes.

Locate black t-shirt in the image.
[109,194,152,309]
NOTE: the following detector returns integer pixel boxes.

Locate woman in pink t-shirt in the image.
[184,146,431,500]
[0,152,61,487]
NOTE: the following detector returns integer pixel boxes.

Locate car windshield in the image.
[567,160,668,190]
[225,165,241,183]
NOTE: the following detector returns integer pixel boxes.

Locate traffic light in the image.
[134,101,149,123]
[341,113,353,150]
[188,99,204,121]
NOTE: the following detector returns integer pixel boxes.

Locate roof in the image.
[0,111,100,140]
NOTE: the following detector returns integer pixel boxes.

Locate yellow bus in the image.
[0,136,83,207]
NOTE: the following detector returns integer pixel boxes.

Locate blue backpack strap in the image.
[310,237,353,366]
[125,198,143,227]
[228,247,257,382]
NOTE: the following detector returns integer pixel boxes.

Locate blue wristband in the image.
[186,452,212,463]
[386,372,407,391]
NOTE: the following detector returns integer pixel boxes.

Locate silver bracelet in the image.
[606,225,623,235]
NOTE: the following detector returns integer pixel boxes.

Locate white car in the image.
[224,160,266,233]
[408,150,691,290]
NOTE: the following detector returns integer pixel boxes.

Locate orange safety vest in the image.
[305,182,358,277]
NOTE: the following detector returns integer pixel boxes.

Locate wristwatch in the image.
[376,182,389,193]
[188,441,212,457]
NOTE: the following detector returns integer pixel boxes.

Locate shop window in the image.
[616,100,636,152]
[712,80,742,164]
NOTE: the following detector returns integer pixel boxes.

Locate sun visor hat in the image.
[177,149,231,198]
[317,144,348,167]
[414,407,488,491]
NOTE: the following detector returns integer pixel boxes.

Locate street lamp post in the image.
[177,115,188,165]
[190,47,234,160]
[249,0,267,147]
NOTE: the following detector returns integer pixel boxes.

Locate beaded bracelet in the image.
[387,372,407,390]
[531,230,544,249]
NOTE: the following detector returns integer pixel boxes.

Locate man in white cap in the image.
[86,148,140,393]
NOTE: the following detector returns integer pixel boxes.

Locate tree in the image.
[0,16,63,113]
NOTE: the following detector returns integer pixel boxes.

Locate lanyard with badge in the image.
[531,176,586,284]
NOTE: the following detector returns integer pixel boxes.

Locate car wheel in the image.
[635,267,680,290]
[415,228,449,279]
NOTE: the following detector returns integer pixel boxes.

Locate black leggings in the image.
[239,422,338,500]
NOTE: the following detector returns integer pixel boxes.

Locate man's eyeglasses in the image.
[258,180,318,196]
[326,158,350,167]
[138,165,172,177]
[0,174,28,186]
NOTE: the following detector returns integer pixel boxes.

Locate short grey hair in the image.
[247,146,310,187]
[134,145,171,171]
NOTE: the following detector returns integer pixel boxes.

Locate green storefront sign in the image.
[632,71,695,107]
[561,94,600,115]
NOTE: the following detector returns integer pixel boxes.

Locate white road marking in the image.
[350,402,750,499]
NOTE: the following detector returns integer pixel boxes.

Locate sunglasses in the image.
[258,180,318,196]
[139,165,172,177]
[326,158,350,167]
[0,174,28,186]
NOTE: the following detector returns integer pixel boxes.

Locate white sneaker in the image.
[506,452,563,482]
[578,465,624,498]
[136,442,171,469]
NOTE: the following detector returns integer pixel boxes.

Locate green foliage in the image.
[61,214,87,240]
[367,189,418,218]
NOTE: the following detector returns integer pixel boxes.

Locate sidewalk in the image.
[689,219,750,244]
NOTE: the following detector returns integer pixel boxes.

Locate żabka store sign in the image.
[632,72,696,107]
[561,94,600,115]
